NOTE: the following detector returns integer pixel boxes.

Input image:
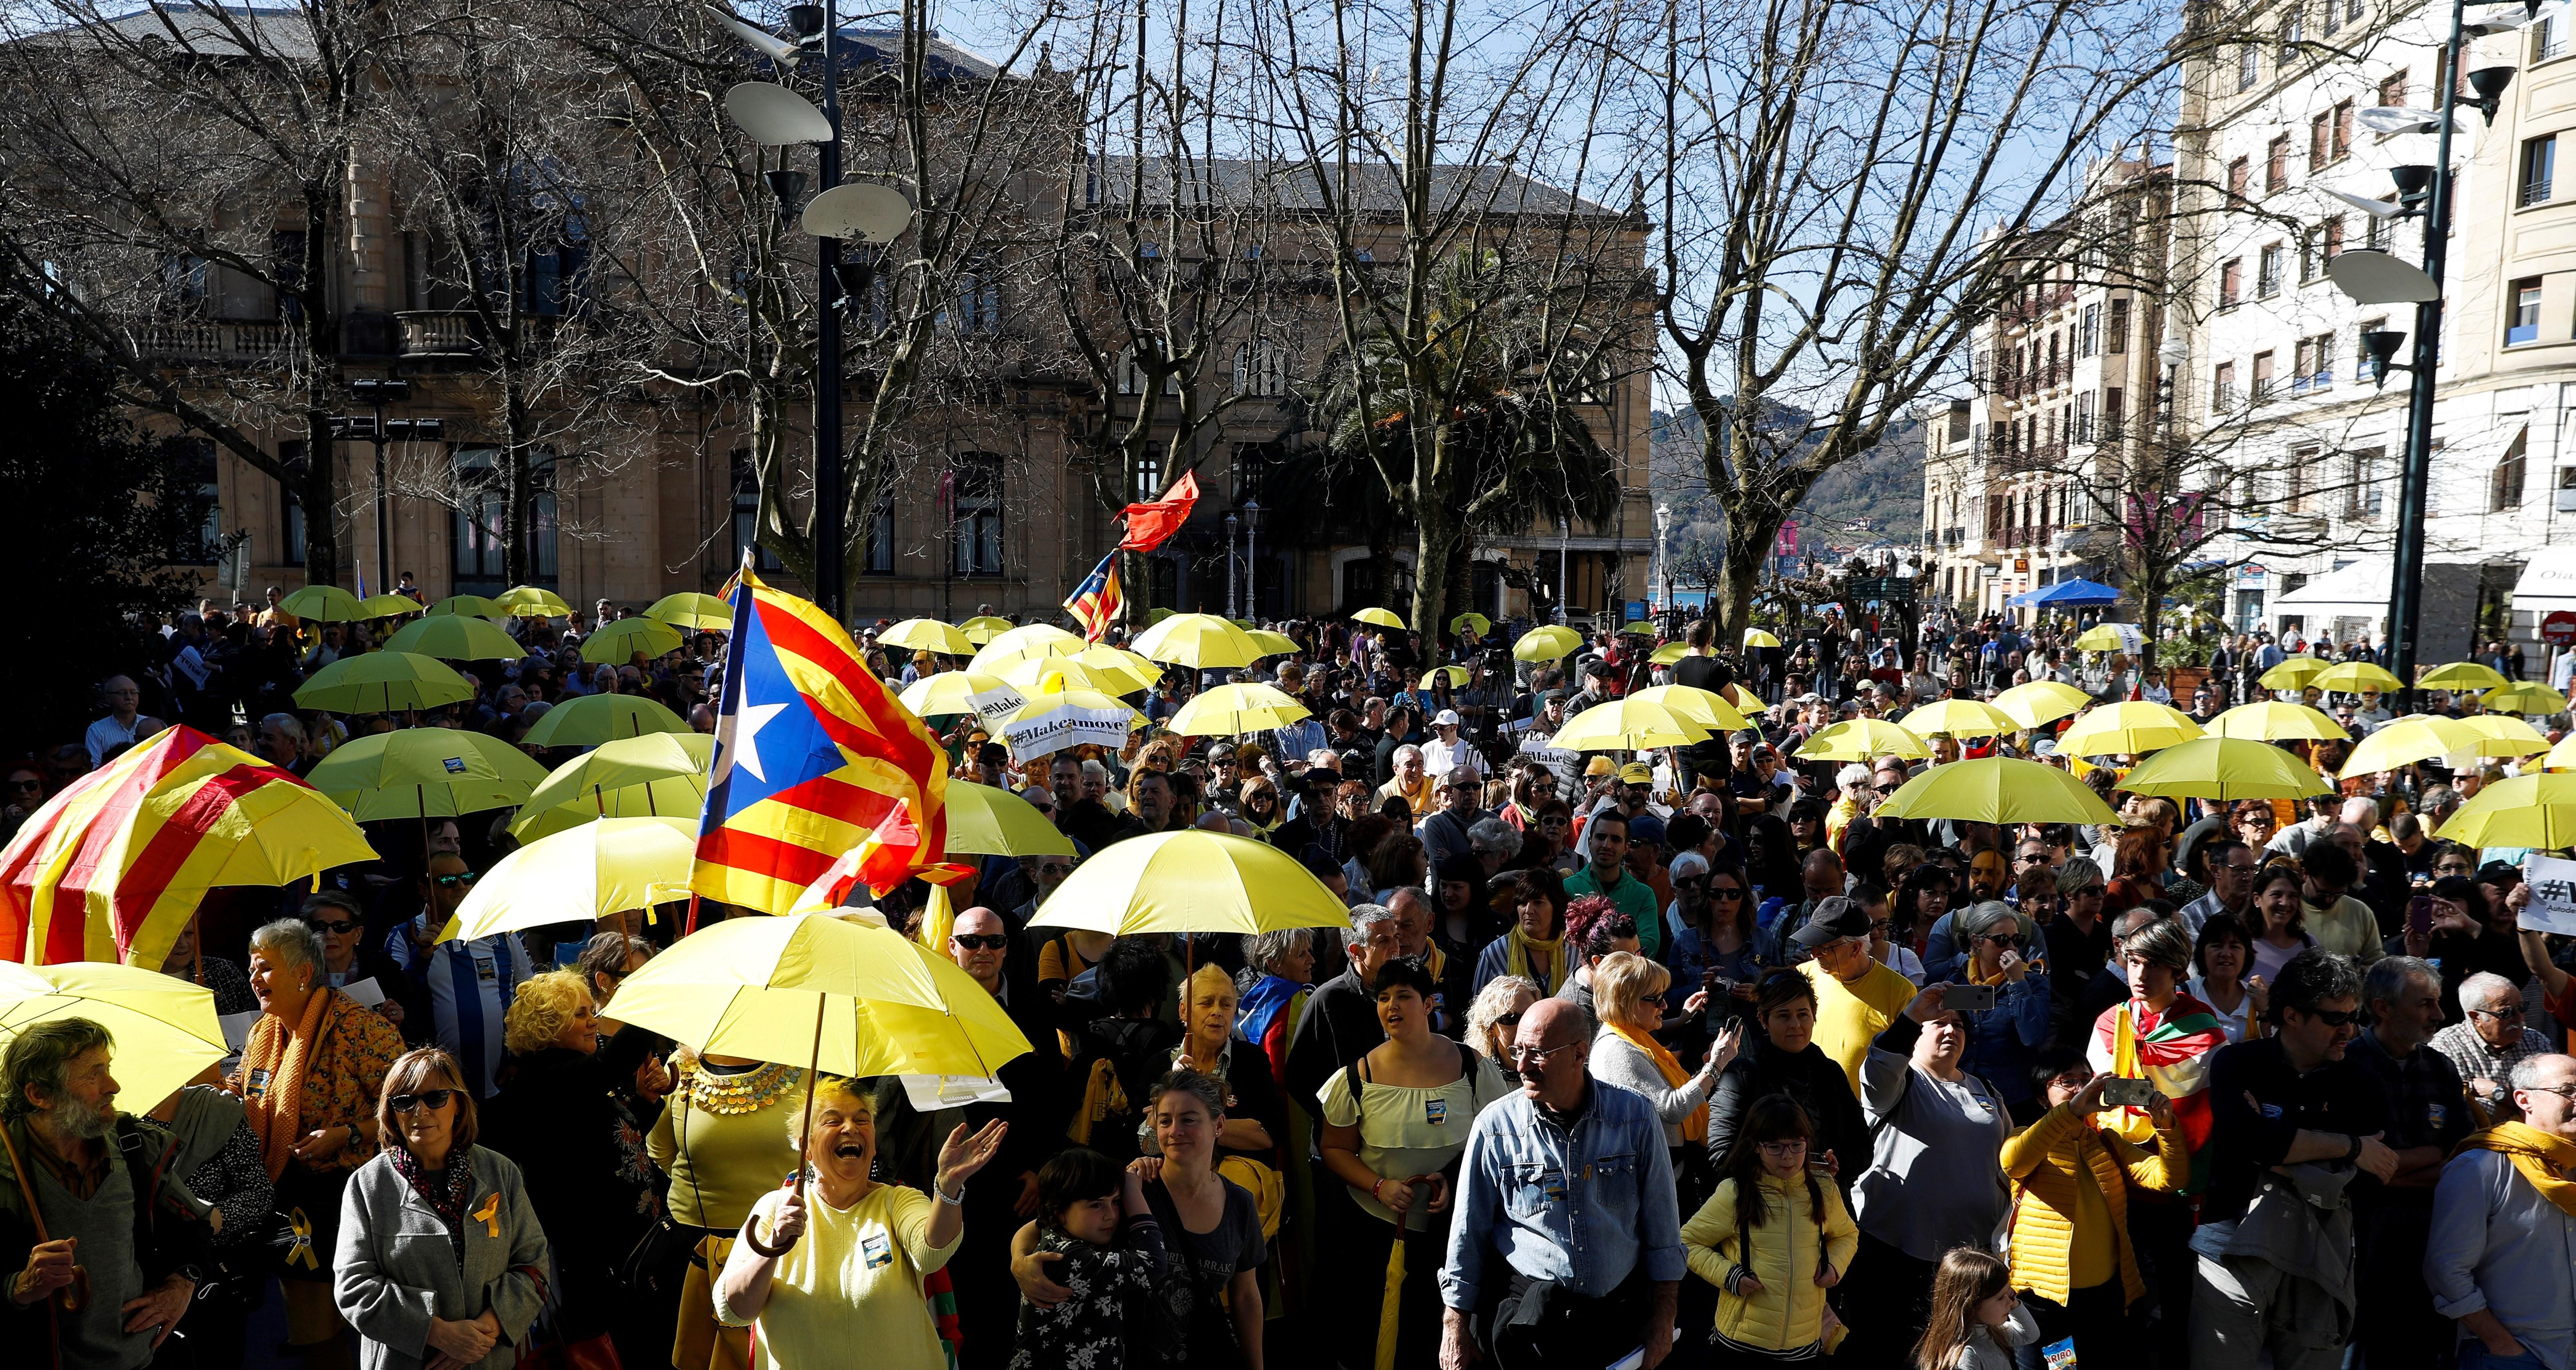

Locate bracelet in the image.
[1371,1178,1385,1201]
[935,1181,965,1206]
[2343,1134,2364,1165]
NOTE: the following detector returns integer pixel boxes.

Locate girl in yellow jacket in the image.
[1999,1047,2187,1370]
[1681,1095,1860,1366]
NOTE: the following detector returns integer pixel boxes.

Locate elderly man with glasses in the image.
[390,853,533,1099]
[2425,1053,2576,1370]
[1792,898,1921,1096]
[2182,839,2262,935]
[2430,971,2557,1118]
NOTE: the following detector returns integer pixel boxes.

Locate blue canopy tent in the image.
[2007,578,2122,608]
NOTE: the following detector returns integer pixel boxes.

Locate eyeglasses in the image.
[309,919,360,935]
[952,934,1010,951]
[1037,863,1074,876]
[2016,852,2049,864]
[2471,1005,2526,1022]
[1709,886,1744,900]
[2297,1007,2360,1027]
[4,779,40,792]
[1979,933,2024,947]
[429,871,479,889]
[1673,875,1707,890]
[1492,1012,1523,1029]
[2525,1083,2576,1103]
[1755,1140,1809,1157]
[388,1090,456,1114]
[1509,1041,1582,1068]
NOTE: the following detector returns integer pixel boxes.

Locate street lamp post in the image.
[1244,499,1261,621]
[333,378,442,593]
[1654,502,1672,624]
[1226,511,1240,617]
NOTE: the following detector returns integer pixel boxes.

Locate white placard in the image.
[339,976,385,1008]
[1002,706,1134,763]
[898,1074,1013,1110]
[965,685,1028,724]
[2521,854,2576,935]
[218,1010,264,1053]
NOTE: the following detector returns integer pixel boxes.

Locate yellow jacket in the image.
[1681,1173,1860,1352]
[1998,1101,2185,1307]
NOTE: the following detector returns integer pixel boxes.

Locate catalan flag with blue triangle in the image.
[1064,551,1122,644]
[691,564,954,913]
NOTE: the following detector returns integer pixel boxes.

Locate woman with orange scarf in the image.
[228,919,406,1370]
[1586,952,1741,1200]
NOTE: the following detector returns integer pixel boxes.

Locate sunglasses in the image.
[429,871,479,889]
[1036,862,1074,876]
[2298,1007,2361,1027]
[1709,886,1745,900]
[4,778,39,792]
[1979,933,2024,946]
[388,1090,456,1114]
[952,934,1010,951]
[309,919,361,935]
[1492,1012,1524,1029]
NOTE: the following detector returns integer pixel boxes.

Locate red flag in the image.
[1118,470,1199,552]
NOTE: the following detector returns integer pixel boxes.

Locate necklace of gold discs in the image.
[681,1060,801,1115]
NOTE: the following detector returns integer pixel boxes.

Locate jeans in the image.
[2458,1346,2547,1370]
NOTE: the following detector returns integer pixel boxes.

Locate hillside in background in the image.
[1647,407,1925,575]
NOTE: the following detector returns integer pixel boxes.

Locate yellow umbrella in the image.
[2259,656,2332,690]
[581,616,687,664]
[513,774,708,841]
[2460,713,2551,759]
[1351,607,1407,629]
[496,585,573,618]
[1245,629,1304,658]
[341,777,532,823]
[2312,661,2403,693]
[1795,718,1928,762]
[440,817,698,941]
[2339,715,2487,778]
[1145,607,1176,624]
[647,592,735,631]
[2486,681,2569,715]
[881,618,975,657]
[1743,629,1781,648]
[2054,701,2204,757]
[1619,622,1660,637]
[358,592,421,620]
[1724,683,1764,712]
[309,728,500,792]
[1170,683,1312,736]
[1132,612,1263,670]
[295,652,474,714]
[519,694,691,747]
[1649,643,1690,666]
[1551,697,1713,751]
[2419,661,2508,691]
[427,595,508,619]
[1993,681,2092,730]
[2438,774,2576,849]
[2545,732,2576,773]
[1902,698,2021,739]
[2070,624,2133,652]
[942,782,1075,857]
[0,962,226,1116]
[983,623,1083,658]
[2207,700,2348,742]
[1874,756,2121,825]
[897,671,1023,721]
[1513,625,1583,662]
[1420,666,1470,689]
[1028,830,1352,936]
[1626,685,1750,734]
[278,584,367,623]
[2117,737,2334,801]
[956,615,1015,646]
[996,655,1133,697]
[384,615,528,662]
[1449,612,1493,636]
[520,732,713,815]
[1080,646,1163,692]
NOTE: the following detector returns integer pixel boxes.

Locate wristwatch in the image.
[2342,1134,2364,1165]
[2486,1084,2514,1113]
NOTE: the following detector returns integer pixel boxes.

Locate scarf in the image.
[1607,1021,1707,1143]
[389,1144,477,1266]
[241,986,331,1180]
[1504,925,1566,995]
[2458,1121,2576,1217]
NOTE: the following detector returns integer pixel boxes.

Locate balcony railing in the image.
[138,319,293,364]
[397,310,484,357]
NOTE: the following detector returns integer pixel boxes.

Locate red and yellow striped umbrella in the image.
[0,728,376,968]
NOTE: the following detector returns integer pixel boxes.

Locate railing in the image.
[138,319,293,364]
[2523,175,2554,208]
[397,310,483,357]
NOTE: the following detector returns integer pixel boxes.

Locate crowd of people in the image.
[10,592,2576,1370]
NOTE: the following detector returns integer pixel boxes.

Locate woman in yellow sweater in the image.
[1681,1095,1859,1366]
[1999,1046,2187,1370]
[645,1050,808,1370]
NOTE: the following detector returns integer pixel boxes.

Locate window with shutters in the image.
[2252,351,2276,402]
[2238,45,2261,92]
[2495,429,2530,510]
[951,453,1005,576]
[2332,101,2355,162]
[2286,453,2313,512]
[2220,259,2243,309]
[2279,5,2304,63]
[2347,447,2385,519]
[2258,244,2285,297]
[2107,298,2129,352]
[2215,362,2238,408]
[2266,137,2290,193]
[2230,157,2252,202]
[2379,70,2407,111]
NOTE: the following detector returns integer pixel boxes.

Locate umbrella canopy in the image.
[997,681,1144,762]
[1649,643,1690,666]
[1449,612,1492,636]
[2259,656,2332,690]
[2206,701,2348,742]
[1875,757,2121,826]
[897,670,1024,723]
[880,618,974,657]
[2418,661,2509,691]
[295,652,475,715]
[517,732,713,819]
[956,615,1015,646]
[2118,738,2335,802]
[342,779,532,823]
[2486,681,2569,716]
[2545,731,2576,773]
[995,655,1132,697]
[1245,629,1304,658]
[1420,666,1470,689]
[2055,702,2205,757]
[1618,622,1658,637]
[609,911,1032,1081]
[278,585,368,623]
[1513,625,1583,662]
[1551,698,1713,751]
[513,773,707,841]
[442,817,697,941]
[2312,661,2403,693]
[1351,608,1407,629]
[384,615,528,662]
[519,694,691,747]
[1028,830,1352,937]
[970,636,1088,680]
[2439,774,2576,850]
[1724,683,1764,712]
[358,593,421,620]
[2460,714,2551,759]
[1993,681,2092,730]
[1795,719,1928,762]
[2339,715,2487,778]
[646,592,735,631]
[1902,698,2020,739]
[581,616,687,664]
[2070,623,2141,653]
[495,586,573,618]
[942,782,1075,857]
[1626,685,1750,734]
[308,728,546,793]
[1743,630,1781,648]
[0,961,225,1115]
[1079,646,1163,693]
[2008,578,2122,608]
[1132,613,1263,670]
[427,595,508,619]
[982,623,1083,658]
[1145,608,1176,624]
[1170,684,1313,737]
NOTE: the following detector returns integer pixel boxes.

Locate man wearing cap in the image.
[1416,765,1488,875]
[1795,896,1921,1093]
[1565,809,1663,961]
[1421,707,1485,783]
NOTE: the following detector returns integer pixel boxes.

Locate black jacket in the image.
[482,1026,668,1339]
[1285,966,1385,1119]
[1706,1037,1869,1185]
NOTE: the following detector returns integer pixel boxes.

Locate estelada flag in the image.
[692,566,953,912]
[1117,469,1199,553]
[1064,552,1123,644]
[2087,990,2228,1193]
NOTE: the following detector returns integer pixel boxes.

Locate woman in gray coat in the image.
[334,1048,549,1370]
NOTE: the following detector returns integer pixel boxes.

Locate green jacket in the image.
[0,1112,215,1359]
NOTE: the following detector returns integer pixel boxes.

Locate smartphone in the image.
[2407,894,2432,943]
[2100,1076,2162,1109]
[1945,982,1998,1013]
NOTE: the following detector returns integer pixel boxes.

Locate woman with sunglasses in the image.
[1951,901,2055,1123]
[338,1047,550,1370]
[1667,860,1772,1022]
[232,919,408,1370]
[1474,868,1570,997]
[300,891,426,1044]
[1463,975,1541,1086]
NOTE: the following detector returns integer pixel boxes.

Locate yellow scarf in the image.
[2458,1122,2576,1216]
[239,986,331,1180]
[1607,1021,1707,1143]
[1968,957,2010,987]
[1505,925,1565,995]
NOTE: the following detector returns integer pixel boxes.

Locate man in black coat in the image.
[1284,902,1406,1115]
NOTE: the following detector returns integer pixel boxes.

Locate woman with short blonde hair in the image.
[501,970,591,1055]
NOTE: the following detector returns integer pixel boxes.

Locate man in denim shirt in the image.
[1439,998,1682,1370]
[2425,1053,2576,1370]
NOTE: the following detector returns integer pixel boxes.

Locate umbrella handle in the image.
[742,995,828,1258]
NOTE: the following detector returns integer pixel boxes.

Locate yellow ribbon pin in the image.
[471,1194,500,1238]
[284,1208,319,1271]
